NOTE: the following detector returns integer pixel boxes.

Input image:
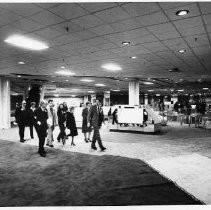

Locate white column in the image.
[91,94,96,104]
[129,81,139,106]
[83,95,89,104]
[144,94,148,105]
[0,78,11,129]
[40,86,45,101]
[103,91,110,106]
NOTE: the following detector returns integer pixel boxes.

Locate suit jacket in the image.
[46,106,58,128]
[87,105,104,127]
[15,107,29,125]
[28,108,36,125]
[34,107,48,136]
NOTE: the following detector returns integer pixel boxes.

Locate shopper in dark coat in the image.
[112,108,118,125]
[34,100,48,157]
[57,103,67,145]
[66,106,78,146]
[82,102,92,143]
[15,100,28,143]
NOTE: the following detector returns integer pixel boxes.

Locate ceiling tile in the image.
[95,7,130,23]
[48,3,88,20]
[121,2,160,17]
[192,46,211,55]
[162,38,187,47]
[35,3,61,9]
[179,25,206,36]
[79,3,117,13]
[98,42,117,50]
[29,10,65,26]
[199,2,211,15]
[110,18,141,32]
[71,30,97,41]
[147,22,176,34]
[71,15,104,29]
[159,2,192,10]
[89,24,116,35]
[2,3,43,17]
[51,21,84,34]
[155,32,181,40]
[184,34,210,48]
[34,27,63,39]
[132,35,158,45]
[164,3,200,21]
[11,18,45,33]
[173,16,203,30]
[203,14,211,25]
[143,41,169,52]
[0,10,23,26]
[136,12,169,26]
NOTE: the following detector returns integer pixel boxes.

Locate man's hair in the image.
[48,99,53,103]
[30,102,36,106]
[86,102,90,106]
[40,100,47,106]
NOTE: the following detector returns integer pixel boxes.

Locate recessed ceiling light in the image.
[113,89,120,92]
[71,95,76,97]
[17,75,21,78]
[203,88,209,90]
[101,63,122,71]
[55,70,75,76]
[143,82,154,85]
[95,84,106,87]
[80,79,94,82]
[148,90,154,92]
[178,49,186,53]
[51,81,55,83]
[5,34,49,51]
[88,90,95,93]
[156,94,161,96]
[125,77,128,80]
[170,89,174,92]
[18,61,25,64]
[54,94,59,97]
[178,89,184,92]
[122,41,130,46]
[65,80,69,82]
[130,56,136,59]
[176,10,189,16]
[72,89,79,91]
[61,66,65,69]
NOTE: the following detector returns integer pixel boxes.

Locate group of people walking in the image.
[15,99,106,157]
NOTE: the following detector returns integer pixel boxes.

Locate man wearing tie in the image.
[46,99,57,147]
[34,100,48,157]
[87,99,106,151]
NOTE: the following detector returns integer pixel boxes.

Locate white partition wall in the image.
[0,78,11,129]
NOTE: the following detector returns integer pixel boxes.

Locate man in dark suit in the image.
[15,100,28,143]
[34,100,48,157]
[87,99,106,151]
[28,102,37,139]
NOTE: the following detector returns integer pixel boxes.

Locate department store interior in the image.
[0,1,211,207]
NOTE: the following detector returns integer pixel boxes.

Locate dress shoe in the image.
[39,152,46,157]
[20,139,25,143]
[84,139,89,143]
[62,138,66,145]
[88,139,92,142]
[49,144,54,148]
[91,146,97,150]
[101,147,106,152]
[46,143,49,146]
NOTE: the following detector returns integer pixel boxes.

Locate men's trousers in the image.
[18,124,25,141]
[91,126,104,149]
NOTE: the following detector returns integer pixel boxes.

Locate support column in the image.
[0,78,11,129]
[129,81,139,106]
[103,91,110,106]
[40,85,45,101]
[144,94,148,105]
[83,95,89,104]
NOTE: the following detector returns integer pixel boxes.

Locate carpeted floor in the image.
[0,139,202,206]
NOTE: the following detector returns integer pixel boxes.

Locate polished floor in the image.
[0,121,211,204]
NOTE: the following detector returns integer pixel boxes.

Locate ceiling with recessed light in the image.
[0,2,211,97]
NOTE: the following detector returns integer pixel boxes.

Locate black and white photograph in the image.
[0,0,211,208]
